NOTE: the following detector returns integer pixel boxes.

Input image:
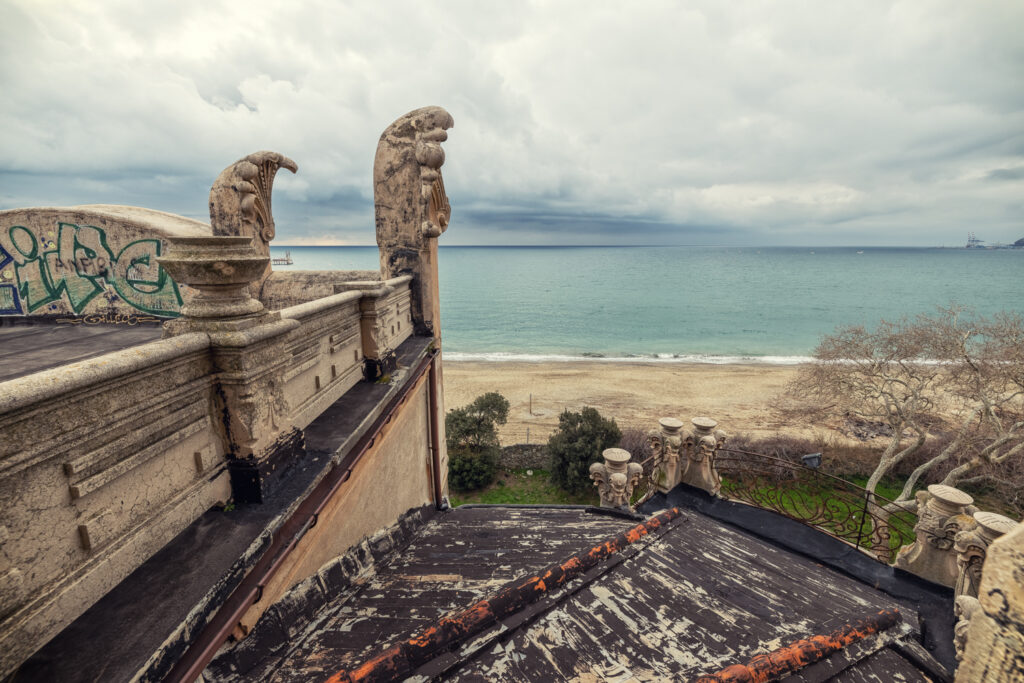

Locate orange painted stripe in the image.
[691,608,902,683]
[322,507,682,683]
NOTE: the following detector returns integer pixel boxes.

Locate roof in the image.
[206,502,953,682]
[0,320,163,381]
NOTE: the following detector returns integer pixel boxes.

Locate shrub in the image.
[548,407,622,495]
[446,392,510,491]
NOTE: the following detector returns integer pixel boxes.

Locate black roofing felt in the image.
[645,483,957,673]
[0,320,163,381]
[213,503,951,682]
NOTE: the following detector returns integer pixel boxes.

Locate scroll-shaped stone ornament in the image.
[954,511,1017,599]
[374,107,454,337]
[680,417,724,496]
[649,418,686,493]
[208,151,297,297]
[954,594,982,662]
[894,484,974,586]
[590,448,643,509]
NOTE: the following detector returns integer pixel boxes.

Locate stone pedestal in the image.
[590,448,643,509]
[894,484,974,587]
[158,235,299,503]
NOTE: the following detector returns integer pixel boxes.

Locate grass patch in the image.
[449,468,596,507]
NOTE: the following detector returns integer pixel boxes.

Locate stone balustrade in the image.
[893,484,976,587]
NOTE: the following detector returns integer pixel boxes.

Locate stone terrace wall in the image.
[0,333,230,676]
[0,205,208,319]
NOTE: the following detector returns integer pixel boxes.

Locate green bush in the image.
[446,392,510,491]
[548,407,622,495]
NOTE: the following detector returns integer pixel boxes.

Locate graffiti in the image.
[0,223,182,317]
[56,312,162,326]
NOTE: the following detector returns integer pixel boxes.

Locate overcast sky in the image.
[1,1,1021,246]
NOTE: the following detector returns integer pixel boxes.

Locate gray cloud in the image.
[1,0,1022,246]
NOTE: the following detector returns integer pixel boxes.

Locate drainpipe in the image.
[428,355,444,509]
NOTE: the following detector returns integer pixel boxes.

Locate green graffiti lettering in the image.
[110,239,183,316]
[41,223,105,313]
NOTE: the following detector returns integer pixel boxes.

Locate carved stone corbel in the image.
[374,106,454,339]
[590,448,643,509]
[894,484,974,586]
[954,511,1017,599]
[680,417,723,496]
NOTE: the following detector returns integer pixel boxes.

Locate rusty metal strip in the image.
[691,607,902,683]
[324,507,683,683]
[163,347,438,683]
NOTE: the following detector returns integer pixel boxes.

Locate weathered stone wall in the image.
[236,373,435,633]
[258,270,380,311]
[0,206,208,319]
[501,445,549,470]
[0,334,231,676]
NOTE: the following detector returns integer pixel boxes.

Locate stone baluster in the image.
[954,595,982,663]
[590,448,643,509]
[894,484,974,587]
[648,418,686,493]
[680,417,724,496]
[954,511,1017,599]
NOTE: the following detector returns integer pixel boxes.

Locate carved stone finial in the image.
[649,417,686,493]
[680,417,723,496]
[894,484,974,586]
[590,448,643,509]
[954,511,1017,598]
[209,151,298,246]
[374,106,454,338]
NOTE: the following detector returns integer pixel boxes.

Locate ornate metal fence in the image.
[715,448,918,562]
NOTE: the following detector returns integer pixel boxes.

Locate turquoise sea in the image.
[270,246,1023,363]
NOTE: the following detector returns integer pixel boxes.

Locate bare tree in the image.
[788,308,1024,502]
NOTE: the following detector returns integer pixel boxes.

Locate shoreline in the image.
[443,360,814,444]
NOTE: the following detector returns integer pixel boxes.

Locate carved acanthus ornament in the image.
[209,151,298,247]
[954,511,1016,599]
[893,484,974,587]
[590,448,643,509]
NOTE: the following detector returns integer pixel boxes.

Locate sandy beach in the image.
[443,361,812,444]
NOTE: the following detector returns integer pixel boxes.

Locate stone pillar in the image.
[680,417,724,496]
[374,106,453,341]
[955,511,1017,599]
[955,519,1024,682]
[894,484,974,587]
[649,418,686,493]
[373,107,454,501]
[158,151,303,503]
[590,448,643,509]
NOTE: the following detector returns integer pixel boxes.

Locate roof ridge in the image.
[323,507,684,683]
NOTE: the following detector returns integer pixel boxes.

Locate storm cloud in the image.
[1,1,1022,246]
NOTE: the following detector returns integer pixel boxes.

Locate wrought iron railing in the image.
[715,448,918,562]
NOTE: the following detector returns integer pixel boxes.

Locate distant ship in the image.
[272,250,294,265]
[966,232,985,249]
